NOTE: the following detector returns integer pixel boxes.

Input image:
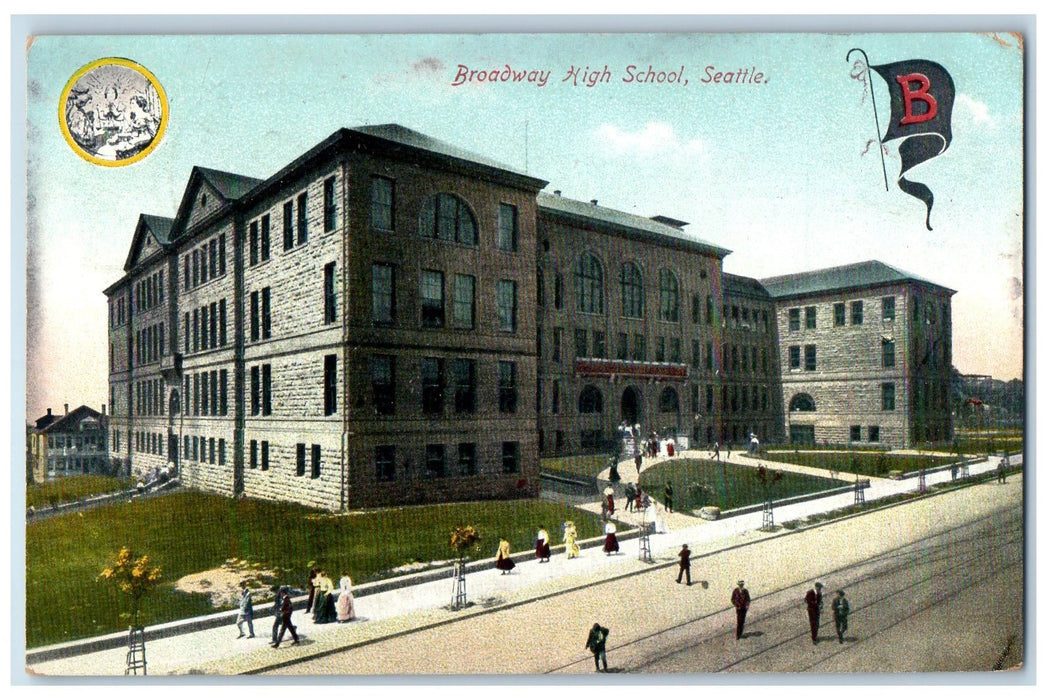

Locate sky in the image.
[22,29,1025,421]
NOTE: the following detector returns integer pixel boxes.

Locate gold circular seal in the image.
[59,58,168,166]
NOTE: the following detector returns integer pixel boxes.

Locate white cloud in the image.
[955,93,994,125]
[594,122,705,157]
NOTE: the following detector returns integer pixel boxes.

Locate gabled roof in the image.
[760,260,956,300]
[724,273,771,300]
[537,193,731,259]
[36,405,107,434]
[122,214,174,272]
[168,165,262,241]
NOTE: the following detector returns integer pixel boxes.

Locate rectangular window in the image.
[184,435,190,460]
[249,220,259,266]
[283,200,294,250]
[324,262,337,324]
[250,366,260,415]
[452,358,476,413]
[250,291,259,342]
[261,287,271,339]
[502,441,519,474]
[705,342,714,371]
[497,203,518,252]
[311,444,321,479]
[209,437,216,464]
[554,274,563,310]
[209,302,217,349]
[249,439,258,469]
[497,280,517,332]
[372,263,395,324]
[593,331,606,359]
[193,374,200,415]
[634,334,647,361]
[425,444,446,479]
[834,302,845,327]
[218,234,226,276]
[200,306,209,350]
[670,337,681,364]
[421,357,444,414]
[192,308,200,351]
[220,369,228,415]
[297,192,308,244]
[882,296,896,321]
[210,369,218,416]
[184,256,190,290]
[552,327,562,362]
[323,176,336,232]
[574,328,588,358]
[371,176,394,231]
[851,300,864,325]
[805,306,816,329]
[618,333,629,361]
[296,443,306,477]
[421,270,445,328]
[453,274,475,329]
[219,299,227,346]
[375,445,396,482]
[804,344,817,371]
[881,383,895,411]
[868,426,881,442]
[370,356,395,415]
[261,214,271,261]
[261,363,272,416]
[324,354,337,416]
[219,439,226,466]
[655,336,665,362]
[789,345,801,369]
[457,443,477,476]
[498,361,518,413]
[261,440,269,470]
[552,380,560,414]
[705,297,713,325]
[789,308,800,332]
[882,339,896,368]
[208,242,217,280]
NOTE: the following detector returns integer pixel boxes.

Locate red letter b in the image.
[896,73,938,125]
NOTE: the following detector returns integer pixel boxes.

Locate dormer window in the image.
[200,193,207,208]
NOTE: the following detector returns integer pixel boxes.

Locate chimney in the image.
[46,408,52,417]
[590,199,598,206]
[64,403,69,415]
[554,190,562,197]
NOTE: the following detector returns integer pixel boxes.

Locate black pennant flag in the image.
[870,59,955,230]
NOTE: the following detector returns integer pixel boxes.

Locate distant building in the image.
[762,260,956,448]
[28,404,110,482]
[104,125,955,510]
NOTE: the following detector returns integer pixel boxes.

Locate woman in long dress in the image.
[564,521,580,559]
[313,570,336,624]
[603,521,619,555]
[496,538,516,574]
[336,575,355,622]
[535,526,552,562]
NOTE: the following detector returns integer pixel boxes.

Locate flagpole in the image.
[848,48,890,191]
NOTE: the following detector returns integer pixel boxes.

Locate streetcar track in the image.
[545,506,1022,674]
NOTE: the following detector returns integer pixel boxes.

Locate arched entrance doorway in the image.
[620,386,642,426]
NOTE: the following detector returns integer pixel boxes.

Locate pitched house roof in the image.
[35,405,107,434]
[760,260,956,300]
[537,193,731,259]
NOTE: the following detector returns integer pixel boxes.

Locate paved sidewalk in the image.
[27,452,1020,676]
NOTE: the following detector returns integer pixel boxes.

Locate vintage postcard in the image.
[21,26,1025,679]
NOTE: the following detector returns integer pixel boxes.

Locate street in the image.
[265,475,1023,676]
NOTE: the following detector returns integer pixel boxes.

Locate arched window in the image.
[789,393,816,412]
[620,262,644,318]
[418,193,477,245]
[658,268,679,322]
[575,253,604,314]
[578,385,604,414]
[659,387,680,413]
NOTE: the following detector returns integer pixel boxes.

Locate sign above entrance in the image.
[575,359,689,381]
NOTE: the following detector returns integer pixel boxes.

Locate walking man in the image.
[625,483,636,512]
[305,562,319,613]
[235,582,255,639]
[805,582,824,644]
[270,586,284,644]
[663,482,674,513]
[711,441,720,460]
[997,456,1007,484]
[732,580,751,639]
[676,544,691,585]
[271,589,300,647]
[832,590,850,643]
[584,622,610,672]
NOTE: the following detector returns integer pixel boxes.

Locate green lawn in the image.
[638,458,844,513]
[759,451,955,477]
[540,455,609,479]
[26,492,605,648]
[949,433,1024,455]
[26,475,132,510]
